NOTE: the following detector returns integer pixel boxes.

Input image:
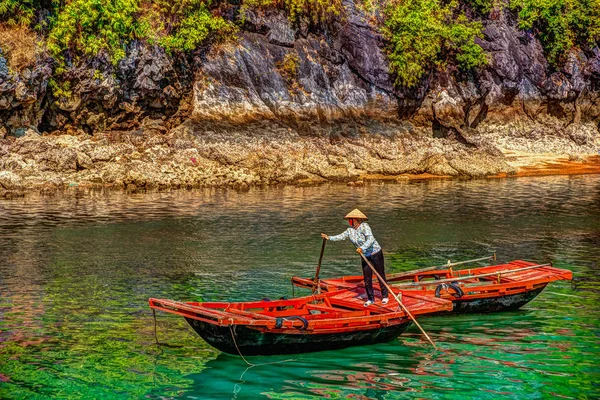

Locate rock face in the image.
[0,5,599,194]
[0,43,196,137]
[410,11,600,149]
[185,7,599,148]
[193,5,397,136]
[0,49,52,135]
[39,43,194,134]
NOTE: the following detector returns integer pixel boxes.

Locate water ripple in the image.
[0,175,598,399]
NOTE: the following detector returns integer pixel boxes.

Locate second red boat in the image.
[292,260,572,314]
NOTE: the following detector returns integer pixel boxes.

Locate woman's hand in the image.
[321,233,329,240]
[356,248,363,254]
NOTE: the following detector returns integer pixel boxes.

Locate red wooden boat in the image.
[292,260,572,314]
[149,286,452,355]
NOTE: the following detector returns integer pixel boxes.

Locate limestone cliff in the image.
[0,4,599,194]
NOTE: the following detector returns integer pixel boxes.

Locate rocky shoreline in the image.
[1,118,598,198]
[1,4,600,197]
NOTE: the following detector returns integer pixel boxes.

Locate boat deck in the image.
[149,286,452,333]
[291,260,572,301]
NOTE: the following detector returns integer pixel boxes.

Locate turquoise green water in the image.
[0,175,598,399]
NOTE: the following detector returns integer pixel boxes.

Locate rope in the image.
[311,291,319,305]
[310,278,321,296]
[229,324,255,366]
[152,308,159,345]
[228,323,297,366]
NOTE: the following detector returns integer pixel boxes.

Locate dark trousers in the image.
[361,250,388,301]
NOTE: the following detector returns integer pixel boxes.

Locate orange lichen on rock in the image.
[492,155,600,178]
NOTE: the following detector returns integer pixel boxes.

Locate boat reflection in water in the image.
[174,342,427,399]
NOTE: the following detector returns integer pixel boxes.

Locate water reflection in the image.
[179,343,427,399]
[0,174,598,399]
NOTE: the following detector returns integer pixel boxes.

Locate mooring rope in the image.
[153,309,295,366]
[228,322,296,367]
[229,324,255,366]
[152,308,159,345]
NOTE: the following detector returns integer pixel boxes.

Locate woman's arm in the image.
[327,228,350,242]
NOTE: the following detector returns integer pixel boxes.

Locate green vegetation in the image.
[140,0,235,53]
[1,0,232,71]
[2,0,599,90]
[510,0,600,65]
[47,0,140,68]
[160,9,233,52]
[277,52,301,82]
[49,77,72,99]
[46,0,234,68]
[383,0,487,88]
[0,0,42,26]
[466,0,495,14]
[280,0,343,23]
[241,0,342,24]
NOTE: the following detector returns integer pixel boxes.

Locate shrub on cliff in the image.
[47,0,140,68]
[510,0,600,65]
[466,0,495,14]
[140,0,235,53]
[277,51,300,83]
[281,0,343,23]
[383,0,487,88]
[47,0,235,69]
[0,0,42,26]
[242,0,343,24]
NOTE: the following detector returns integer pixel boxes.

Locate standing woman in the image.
[321,209,388,307]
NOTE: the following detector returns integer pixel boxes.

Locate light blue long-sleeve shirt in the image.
[329,222,382,256]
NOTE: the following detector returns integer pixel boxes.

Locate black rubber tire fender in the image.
[435,282,464,298]
[275,316,309,330]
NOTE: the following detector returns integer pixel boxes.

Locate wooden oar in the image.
[359,253,438,350]
[387,253,497,280]
[312,238,327,293]
[391,262,552,288]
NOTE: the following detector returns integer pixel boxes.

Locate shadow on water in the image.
[171,341,427,399]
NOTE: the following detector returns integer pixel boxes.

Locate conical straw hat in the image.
[344,209,368,220]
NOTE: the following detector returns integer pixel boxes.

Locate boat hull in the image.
[150,287,451,355]
[449,286,546,314]
[185,317,412,356]
[292,278,550,314]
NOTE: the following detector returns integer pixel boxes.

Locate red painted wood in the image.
[291,260,572,302]
[149,285,453,334]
